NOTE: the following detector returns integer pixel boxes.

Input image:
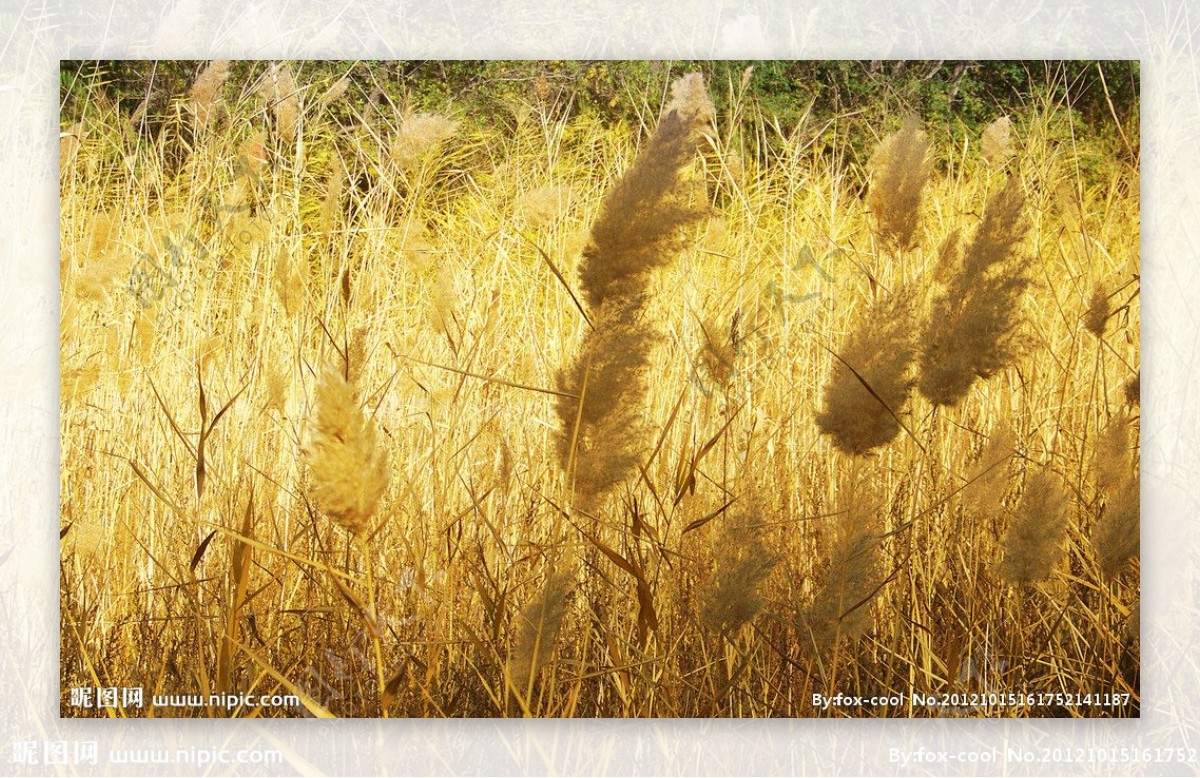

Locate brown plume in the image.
[866,116,932,250]
[816,290,916,455]
[918,177,1031,407]
[556,73,714,506]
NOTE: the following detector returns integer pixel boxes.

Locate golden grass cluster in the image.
[60,61,1139,718]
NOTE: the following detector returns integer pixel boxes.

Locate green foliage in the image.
[61,59,1138,185]
[63,60,1138,126]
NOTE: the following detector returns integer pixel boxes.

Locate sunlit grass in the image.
[59,62,1139,718]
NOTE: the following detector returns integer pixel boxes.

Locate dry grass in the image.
[59,62,1139,718]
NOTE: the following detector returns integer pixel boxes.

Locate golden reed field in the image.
[59,61,1140,717]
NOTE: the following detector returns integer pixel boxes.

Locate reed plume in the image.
[260,62,300,145]
[303,366,390,536]
[998,470,1068,583]
[189,60,231,132]
[1125,372,1140,406]
[320,161,345,236]
[918,177,1031,407]
[575,72,714,309]
[931,228,962,286]
[866,116,932,251]
[240,131,269,172]
[802,480,884,652]
[555,297,656,500]
[272,245,305,316]
[318,74,351,108]
[1094,474,1139,576]
[981,116,1014,168]
[515,183,568,229]
[507,566,574,699]
[967,424,1016,513]
[816,290,916,455]
[1083,283,1112,338]
[1092,414,1139,575]
[556,73,713,505]
[701,502,778,633]
[1094,414,1133,494]
[390,113,460,173]
[695,312,739,390]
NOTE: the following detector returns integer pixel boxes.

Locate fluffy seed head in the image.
[866,116,932,250]
[320,161,344,235]
[555,298,656,505]
[576,73,712,309]
[60,123,83,172]
[515,183,568,229]
[918,176,1031,407]
[507,567,574,697]
[802,480,884,653]
[189,60,231,130]
[390,113,460,172]
[701,502,778,633]
[318,75,350,108]
[1092,413,1139,575]
[968,424,1016,514]
[303,367,390,536]
[1095,414,1134,494]
[931,229,962,286]
[665,72,716,127]
[239,131,269,174]
[556,73,713,504]
[1124,373,1140,406]
[272,245,305,316]
[1083,283,1112,337]
[981,116,1014,168]
[998,470,1068,584]
[1093,474,1139,576]
[260,62,300,145]
[816,290,916,455]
